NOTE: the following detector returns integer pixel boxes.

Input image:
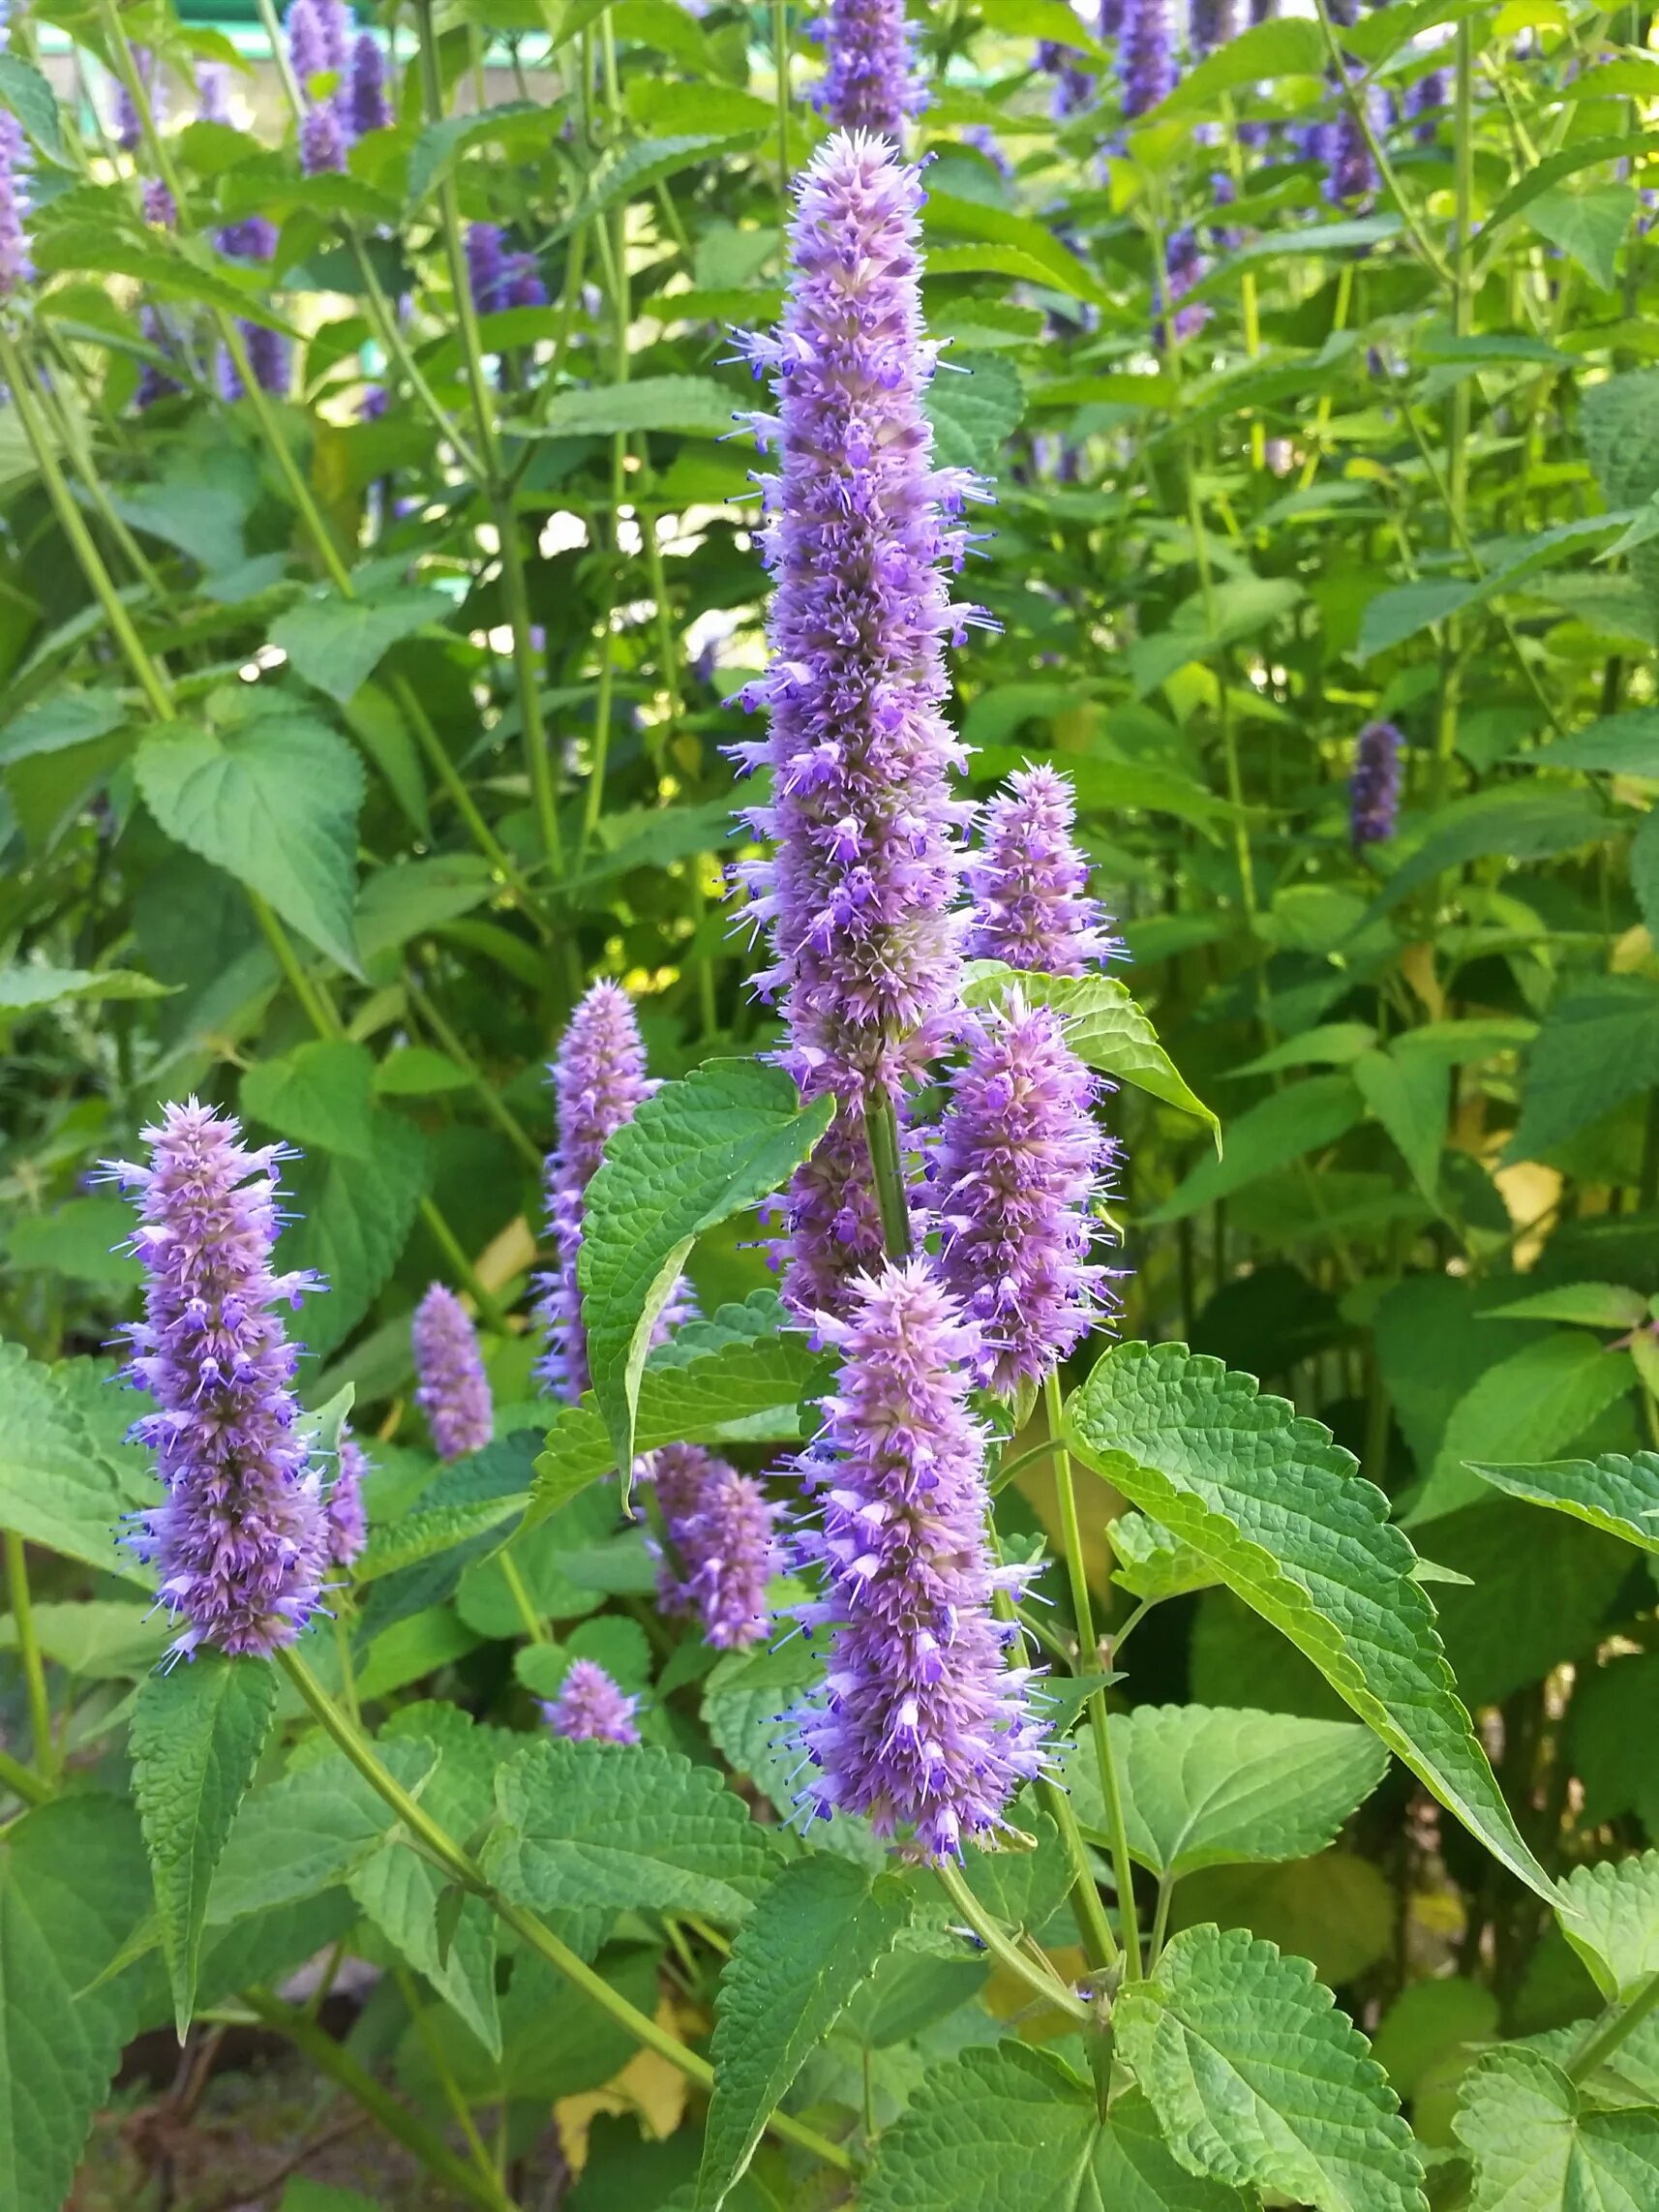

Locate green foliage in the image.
[1454,2047,1659,2211]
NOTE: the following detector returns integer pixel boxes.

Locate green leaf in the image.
[0,1344,148,1583]
[1,1197,142,1288]
[0,965,168,1015]
[1584,372,1659,615]
[1116,1924,1427,2212]
[526,375,741,439]
[1169,1852,1398,1990]
[131,1652,276,2038]
[1506,980,1659,1165]
[1064,1705,1389,1877]
[697,1858,912,2210]
[1521,709,1659,777]
[242,1040,377,1160]
[1454,2045,1659,2212]
[1525,186,1638,290]
[354,854,497,961]
[1353,1047,1445,1202]
[1414,1333,1635,1525]
[0,689,126,767]
[863,2044,1250,2212]
[1467,1450,1659,1555]
[1111,1510,1219,1599]
[923,191,1110,309]
[135,715,366,977]
[960,960,1219,1140]
[0,53,63,162]
[1373,789,1613,914]
[348,1839,500,2057]
[482,1738,778,1924]
[527,1292,823,1528]
[578,1059,834,1480]
[1149,1075,1362,1224]
[1149,15,1325,113]
[1480,132,1659,236]
[923,352,1024,475]
[1560,1854,1659,2001]
[557,133,763,238]
[279,1110,428,1357]
[405,100,547,205]
[210,1742,435,1924]
[1484,1286,1651,1331]
[1065,1342,1557,1904]
[271,584,449,707]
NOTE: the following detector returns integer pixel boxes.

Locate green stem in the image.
[244,1987,513,2212]
[277,1651,853,2172]
[1567,1968,1659,2085]
[250,892,340,1038]
[498,1551,549,1644]
[5,1535,54,1782]
[863,1092,913,1260]
[1148,1874,1175,1965]
[394,1961,505,2197]
[1309,0,1451,280]
[1045,1369,1143,1980]
[417,1200,509,1333]
[0,1743,49,1807]
[345,226,486,482]
[773,0,791,238]
[408,973,545,1172]
[934,1860,1091,2024]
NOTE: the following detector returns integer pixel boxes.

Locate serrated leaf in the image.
[482,1738,778,1924]
[356,1433,537,1584]
[1112,1510,1219,1600]
[135,716,366,977]
[131,1652,276,2038]
[1467,1450,1659,1554]
[0,965,169,1015]
[961,960,1219,1140]
[1353,1048,1445,1202]
[697,1858,912,2210]
[241,1040,377,1160]
[405,99,546,205]
[278,1111,428,1357]
[526,1294,825,1529]
[557,132,761,238]
[348,1842,500,2057]
[1526,185,1638,290]
[923,352,1024,475]
[1416,1333,1635,1525]
[579,1059,834,1480]
[1505,980,1659,1166]
[1484,1286,1651,1331]
[0,1343,148,1583]
[0,53,63,162]
[1560,1855,1659,2001]
[209,1742,435,1924]
[1149,1076,1362,1224]
[1454,2045,1659,2211]
[1064,1705,1390,1878]
[1065,1342,1557,1904]
[271,585,448,707]
[1117,1924,1427,2212]
[863,2044,1249,2212]
[525,375,742,439]
[1149,15,1326,114]
[355,855,496,961]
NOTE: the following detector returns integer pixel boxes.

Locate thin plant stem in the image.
[345,226,485,481]
[934,1859,1091,2023]
[498,1551,549,1643]
[1044,1368,1143,1980]
[277,1651,855,2172]
[1310,0,1451,281]
[1148,1873,1175,1965]
[407,974,545,1172]
[393,1961,504,2196]
[863,1092,913,1260]
[5,1535,54,1782]
[1567,1968,1659,2085]
[0,1743,50,1807]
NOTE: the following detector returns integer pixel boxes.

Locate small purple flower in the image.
[965,764,1117,975]
[287,0,350,98]
[1190,0,1235,56]
[0,112,31,299]
[217,217,289,399]
[99,1102,329,1661]
[543,1658,640,1744]
[197,63,232,124]
[466,223,505,315]
[730,133,983,1318]
[349,31,388,136]
[1119,0,1174,120]
[136,306,183,409]
[933,993,1113,1395]
[1408,69,1444,143]
[411,1283,494,1462]
[814,0,925,138]
[1324,94,1379,207]
[788,1259,1046,1859]
[328,1429,369,1565]
[114,48,163,155]
[653,1443,781,1651]
[503,250,546,309]
[1037,40,1092,120]
[300,98,347,174]
[141,177,177,228]
[1349,718,1403,847]
[1157,225,1208,346]
[536,982,650,1402]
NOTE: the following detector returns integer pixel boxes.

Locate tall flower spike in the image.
[466,222,506,315]
[1156,225,1208,347]
[1350,718,1403,848]
[115,47,162,154]
[287,0,326,93]
[99,1102,329,1660]
[789,1260,1046,1858]
[1407,68,1444,142]
[218,217,288,397]
[653,1443,781,1651]
[1119,0,1174,119]
[197,62,231,123]
[1190,0,1235,55]
[328,1428,369,1565]
[933,993,1113,1395]
[536,982,649,1401]
[815,0,924,138]
[350,32,389,136]
[411,1284,493,1461]
[0,111,31,300]
[965,764,1117,975]
[1323,94,1379,207]
[300,100,346,174]
[543,1658,640,1744]
[730,133,983,1318]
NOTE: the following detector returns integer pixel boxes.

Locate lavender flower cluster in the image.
[466,224,548,317]
[1350,717,1403,847]
[813,0,924,139]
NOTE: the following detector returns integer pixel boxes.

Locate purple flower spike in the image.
[1349,718,1403,848]
[141,177,177,228]
[99,1101,330,1661]
[1408,68,1444,142]
[965,765,1117,976]
[815,0,924,138]
[504,250,547,309]
[217,216,288,399]
[934,993,1113,1395]
[536,982,650,1401]
[287,0,326,93]
[789,1259,1046,1859]
[115,48,162,155]
[1119,0,1174,119]
[1037,40,1092,120]
[0,112,31,299]
[328,1429,369,1565]
[1157,225,1208,346]
[197,63,231,124]
[349,31,388,136]
[730,133,983,1317]
[411,1284,493,1462]
[300,99,347,174]
[543,1658,640,1744]
[467,222,506,316]
[653,1443,781,1651]
[1324,91,1380,205]
[136,306,182,409]
[1190,0,1235,53]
